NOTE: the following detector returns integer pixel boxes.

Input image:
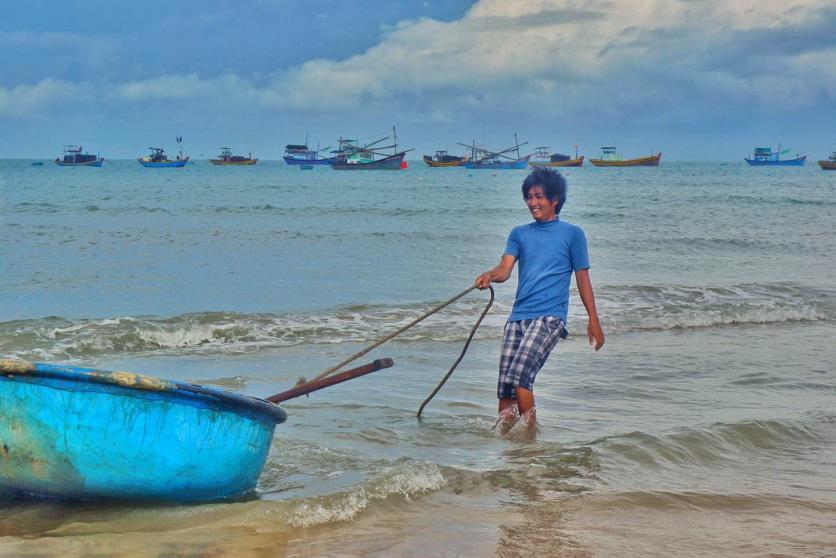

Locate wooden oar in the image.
[265,358,393,404]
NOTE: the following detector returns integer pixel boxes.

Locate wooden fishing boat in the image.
[283,137,345,166]
[330,126,412,170]
[589,146,661,167]
[458,134,531,169]
[54,145,103,167]
[818,147,836,170]
[210,147,257,165]
[331,152,407,170]
[462,156,530,170]
[529,146,583,167]
[423,151,468,167]
[0,359,286,501]
[745,145,805,166]
[138,137,189,168]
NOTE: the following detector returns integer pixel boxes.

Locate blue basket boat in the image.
[0,359,286,502]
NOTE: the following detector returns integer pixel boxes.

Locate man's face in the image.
[525,185,558,222]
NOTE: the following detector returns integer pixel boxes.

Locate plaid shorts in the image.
[498,316,566,399]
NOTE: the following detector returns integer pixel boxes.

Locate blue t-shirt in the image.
[503,218,589,322]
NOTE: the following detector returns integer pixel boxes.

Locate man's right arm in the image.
[475,254,516,289]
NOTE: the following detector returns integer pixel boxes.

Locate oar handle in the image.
[265,358,393,404]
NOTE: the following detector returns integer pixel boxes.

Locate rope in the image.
[417,286,494,418]
[297,286,494,416]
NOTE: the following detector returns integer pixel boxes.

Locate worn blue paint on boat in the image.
[0,360,286,502]
[461,155,531,169]
[283,155,338,166]
[138,158,189,168]
[745,155,806,166]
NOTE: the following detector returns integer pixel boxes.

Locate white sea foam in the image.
[0,283,830,359]
[286,461,446,527]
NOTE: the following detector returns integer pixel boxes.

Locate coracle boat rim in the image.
[0,359,287,424]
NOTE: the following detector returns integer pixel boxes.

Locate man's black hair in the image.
[521,167,567,215]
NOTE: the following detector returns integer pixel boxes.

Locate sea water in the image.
[1,160,834,556]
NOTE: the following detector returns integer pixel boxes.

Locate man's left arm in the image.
[575,269,605,351]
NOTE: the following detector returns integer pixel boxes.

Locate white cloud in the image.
[267,0,836,117]
[2,0,834,123]
[0,78,90,118]
[113,74,226,101]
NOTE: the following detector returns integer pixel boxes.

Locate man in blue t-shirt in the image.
[475,167,604,429]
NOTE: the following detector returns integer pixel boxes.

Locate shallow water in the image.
[1,160,835,556]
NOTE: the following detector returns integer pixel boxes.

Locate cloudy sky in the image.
[2,0,834,160]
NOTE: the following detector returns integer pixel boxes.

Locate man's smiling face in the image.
[525,184,558,222]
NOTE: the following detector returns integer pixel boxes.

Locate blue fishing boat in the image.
[283,138,344,166]
[0,359,286,501]
[138,137,189,168]
[54,145,103,167]
[462,156,530,169]
[745,145,806,166]
[458,134,531,169]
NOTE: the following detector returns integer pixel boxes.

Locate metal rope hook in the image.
[417,285,494,418]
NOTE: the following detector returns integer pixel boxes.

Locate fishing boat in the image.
[329,126,413,170]
[817,146,836,170]
[459,135,531,169]
[54,145,103,167]
[589,146,661,167]
[210,147,257,165]
[138,137,189,168]
[745,145,805,166]
[743,144,807,167]
[529,146,584,167]
[423,150,468,167]
[283,137,345,166]
[0,359,286,501]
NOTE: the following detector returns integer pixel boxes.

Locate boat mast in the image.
[393,125,397,154]
[515,132,520,160]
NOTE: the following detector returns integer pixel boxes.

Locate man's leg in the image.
[507,317,564,427]
[498,398,516,414]
[515,387,536,425]
[497,321,525,429]
[495,398,518,434]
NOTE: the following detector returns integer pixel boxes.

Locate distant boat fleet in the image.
[43,133,834,170]
[423,138,660,169]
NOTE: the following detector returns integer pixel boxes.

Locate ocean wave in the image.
[590,414,834,468]
[725,194,836,207]
[597,282,831,333]
[284,460,445,527]
[1,282,830,359]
